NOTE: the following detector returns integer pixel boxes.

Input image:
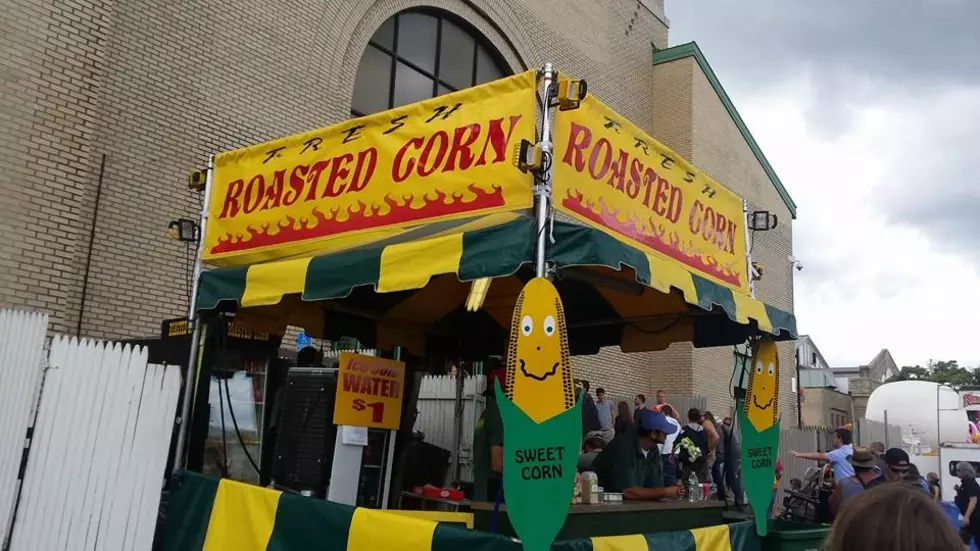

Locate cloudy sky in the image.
[667,1,980,368]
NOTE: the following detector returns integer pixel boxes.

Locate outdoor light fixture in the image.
[514,139,543,173]
[167,218,200,242]
[556,78,588,111]
[188,168,208,191]
[465,277,493,312]
[748,210,778,231]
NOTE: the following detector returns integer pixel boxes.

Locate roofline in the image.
[797,335,831,370]
[652,41,798,218]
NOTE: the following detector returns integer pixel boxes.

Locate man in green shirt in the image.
[593,409,685,501]
[472,368,506,501]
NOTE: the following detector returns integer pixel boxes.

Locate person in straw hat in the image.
[829,447,880,517]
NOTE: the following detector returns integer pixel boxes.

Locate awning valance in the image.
[196,215,796,357]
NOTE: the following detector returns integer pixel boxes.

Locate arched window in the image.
[351,10,510,116]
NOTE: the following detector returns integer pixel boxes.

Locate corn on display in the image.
[503,277,575,423]
[495,277,581,551]
[743,337,779,432]
[737,337,782,538]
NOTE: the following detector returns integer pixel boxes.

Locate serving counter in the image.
[471,499,727,538]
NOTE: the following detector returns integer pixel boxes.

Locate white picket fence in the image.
[0,309,182,551]
[0,310,48,546]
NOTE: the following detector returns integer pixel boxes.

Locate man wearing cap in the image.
[592,409,686,501]
[473,367,506,502]
[866,448,912,489]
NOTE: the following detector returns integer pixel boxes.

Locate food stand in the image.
[163,65,797,550]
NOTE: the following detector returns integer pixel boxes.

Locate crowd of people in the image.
[541,380,748,505]
[788,427,980,549]
[474,372,977,548]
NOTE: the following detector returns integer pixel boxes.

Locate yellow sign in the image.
[745,338,779,432]
[504,277,575,423]
[203,71,537,267]
[553,93,749,292]
[333,352,406,430]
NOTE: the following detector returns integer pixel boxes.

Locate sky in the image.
[666,1,980,368]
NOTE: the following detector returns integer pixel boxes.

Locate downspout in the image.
[76,153,107,337]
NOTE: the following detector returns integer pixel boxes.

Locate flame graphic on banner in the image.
[210,184,505,254]
[562,190,742,286]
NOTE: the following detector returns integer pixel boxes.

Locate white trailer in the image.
[939,443,980,503]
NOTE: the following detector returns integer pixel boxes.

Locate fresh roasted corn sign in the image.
[496,277,581,551]
[553,93,750,293]
[737,338,781,536]
[202,71,537,267]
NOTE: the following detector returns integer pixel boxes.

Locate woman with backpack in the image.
[676,408,711,483]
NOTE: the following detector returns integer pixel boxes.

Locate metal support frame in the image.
[380,346,403,509]
[534,63,556,278]
[172,155,215,474]
[743,199,755,298]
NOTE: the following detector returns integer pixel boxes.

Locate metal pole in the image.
[534,63,555,278]
[380,346,402,509]
[742,199,755,297]
[172,154,215,474]
[450,360,465,483]
[936,384,942,452]
[796,357,803,428]
[884,410,889,449]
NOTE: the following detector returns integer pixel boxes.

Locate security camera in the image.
[795,262,804,272]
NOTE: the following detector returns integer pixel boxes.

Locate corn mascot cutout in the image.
[737,337,781,536]
[494,277,581,551]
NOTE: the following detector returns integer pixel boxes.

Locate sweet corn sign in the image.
[737,338,781,536]
[496,278,581,551]
[202,71,537,267]
[553,93,750,293]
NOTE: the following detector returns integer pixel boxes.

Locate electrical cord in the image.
[216,371,229,477]
[729,344,742,400]
[224,377,262,476]
[214,314,262,477]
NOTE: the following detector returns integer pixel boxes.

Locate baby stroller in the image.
[780,464,834,523]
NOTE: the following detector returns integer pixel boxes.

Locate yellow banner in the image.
[203,71,537,266]
[333,352,406,430]
[553,94,749,292]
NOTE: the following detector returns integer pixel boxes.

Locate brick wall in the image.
[648,55,799,424]
[0,0,671,340]
[2,0,796,416]
[801,387,853,427]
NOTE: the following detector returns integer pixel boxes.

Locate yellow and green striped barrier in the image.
[162,472,759,551]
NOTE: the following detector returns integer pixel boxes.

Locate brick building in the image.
[1,0,796,419]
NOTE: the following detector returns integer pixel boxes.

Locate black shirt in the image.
[592,431,664,493]
[956,477,980,528]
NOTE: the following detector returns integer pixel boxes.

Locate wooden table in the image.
[471,499,727,538]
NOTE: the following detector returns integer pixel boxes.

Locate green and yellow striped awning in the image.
[163,472,761,551]
[196,215,796,357]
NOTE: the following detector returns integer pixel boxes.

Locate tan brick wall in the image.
[2,0,795,418]
[572,342,694,405]
[802,388,853,427]
[646,56,798,424]
[0,0,669,340]
[649,59,694,160]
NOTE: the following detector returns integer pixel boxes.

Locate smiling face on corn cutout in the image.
[744,338,779,433]
[504,277,574,424]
